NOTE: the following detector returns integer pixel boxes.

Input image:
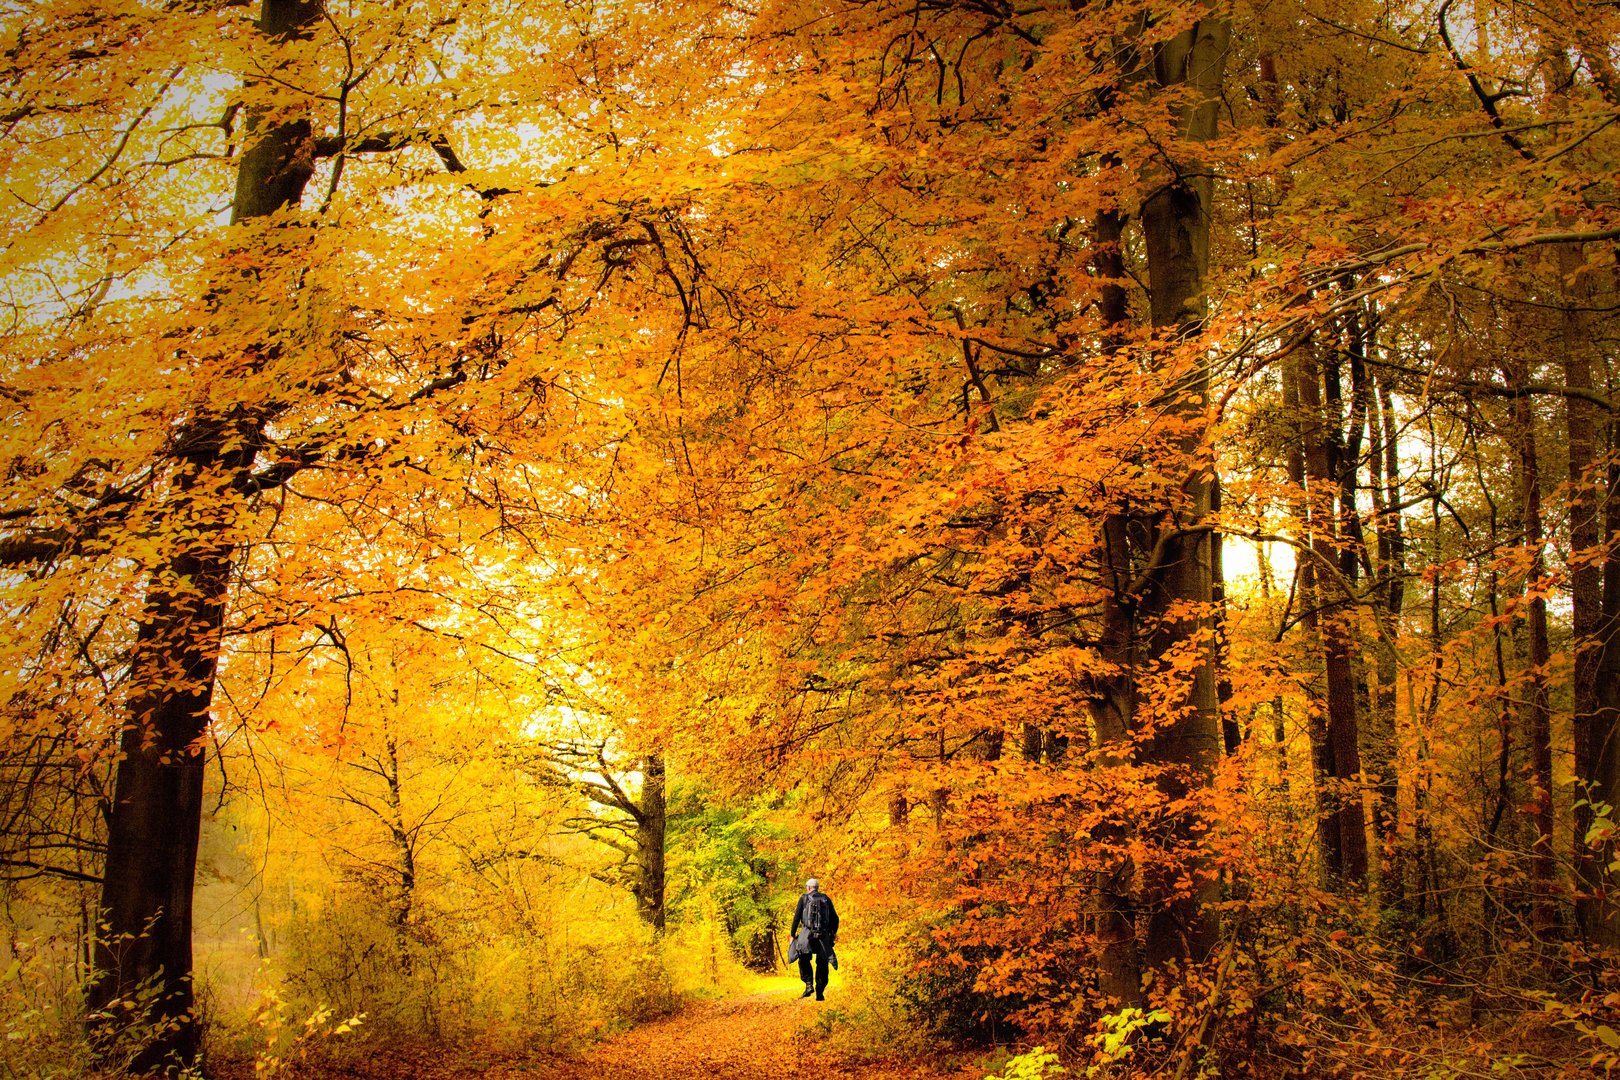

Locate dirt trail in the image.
[483,985,978,1080]
[248,981,983,1080]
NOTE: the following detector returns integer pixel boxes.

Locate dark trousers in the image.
[797,938,830,992]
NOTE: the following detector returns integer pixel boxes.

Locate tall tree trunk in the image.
[1086,80,1145,1004]
[87,2,319,1070]
[1560,238,1620,945]
[1507,359,1559,938]
[1085,177,1149,1005]
[1530,32,1620,949]
[1287,351,1342,880]
[1413,439,1446,923]
[1282,354,1323,845]
[1213,476,1239,754]
[1365,359,1404,897]
[1603,424,1620,941]
[1340,305,1378,879]
[1136,14,1229,975]
[88,416,261,1070]
[1296,343,1368,886]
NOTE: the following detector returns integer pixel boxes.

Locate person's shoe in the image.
[815,992,825,1001]
[800,984,814,998]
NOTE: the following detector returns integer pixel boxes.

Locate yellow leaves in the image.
[0,4,1611,1073]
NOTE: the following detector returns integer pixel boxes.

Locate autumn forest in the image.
[1,0,1618,1077]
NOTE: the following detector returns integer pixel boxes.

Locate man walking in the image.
[788,877,839,1000]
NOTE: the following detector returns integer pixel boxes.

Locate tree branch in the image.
[1437,0,1535,162]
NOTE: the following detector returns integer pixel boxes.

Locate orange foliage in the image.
[2,0,1620,1077]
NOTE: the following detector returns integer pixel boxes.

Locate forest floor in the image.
[215,979,985,1080]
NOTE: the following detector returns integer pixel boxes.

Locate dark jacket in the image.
[790,891,839,945]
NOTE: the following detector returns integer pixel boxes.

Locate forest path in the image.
[329,978,984,1080]
[500,983,972,1080]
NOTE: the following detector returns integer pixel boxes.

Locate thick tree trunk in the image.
[88,422,253,1071]
[1560,240,1620,946]
[1086,195,1147,1007]
[1522,31,1620,947]
[87,3,319,1070]
[1136,15,1229,974]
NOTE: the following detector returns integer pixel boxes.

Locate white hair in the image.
[806,878,820,890]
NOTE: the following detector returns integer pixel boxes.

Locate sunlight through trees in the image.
[2,1,1619,1076]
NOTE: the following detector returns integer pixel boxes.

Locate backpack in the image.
[804,892,831,935]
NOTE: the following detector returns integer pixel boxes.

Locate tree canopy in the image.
[3,0,1620,1076]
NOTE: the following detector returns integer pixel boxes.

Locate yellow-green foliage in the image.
[196,636,698,1060]
[987,1047,1067,1080]
[0,877,105,1080]
[0,941,89,1080]
[792,914,958,1063]
[199,813,684,1057]
[206,871,683,1055]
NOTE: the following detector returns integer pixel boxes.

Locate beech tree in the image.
[1,0,725,1067]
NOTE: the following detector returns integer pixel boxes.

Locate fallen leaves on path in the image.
[500,987,976,1080]
[213,982,985,1080]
